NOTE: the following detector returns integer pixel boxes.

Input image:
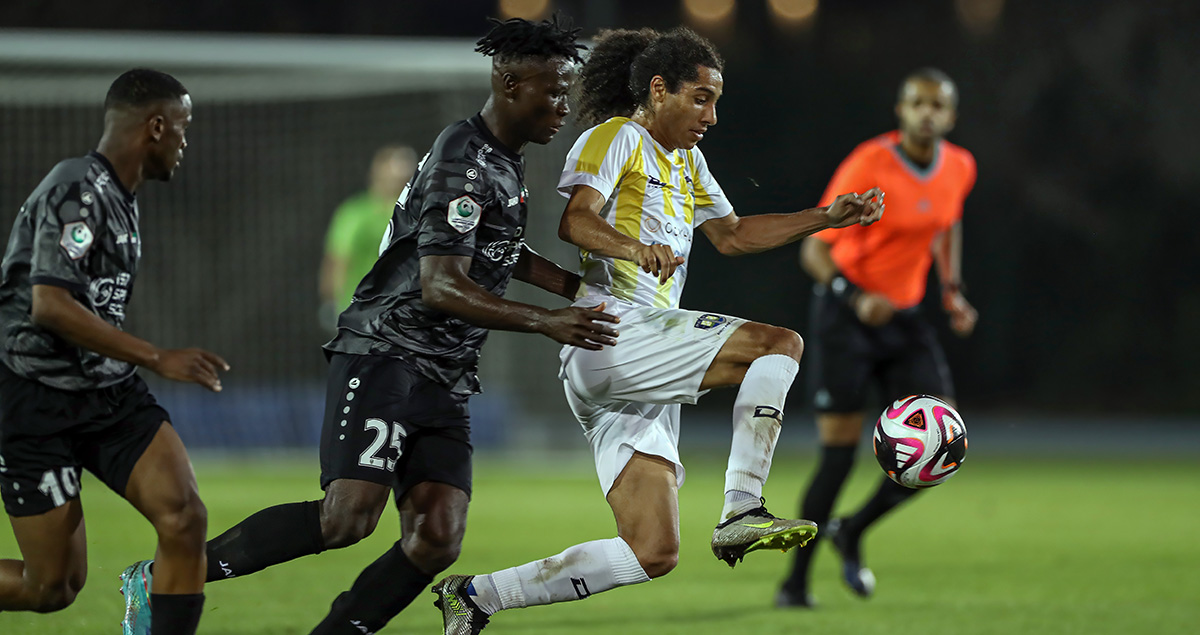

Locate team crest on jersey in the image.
[60,221,93,260]
[694,314,726,330]
[447,195,482,233]
[80,191,94,205]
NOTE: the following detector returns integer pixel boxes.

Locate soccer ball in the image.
[873,395,967,488]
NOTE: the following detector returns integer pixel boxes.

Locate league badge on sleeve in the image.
[60,221,94,260]
[447,195,482,234]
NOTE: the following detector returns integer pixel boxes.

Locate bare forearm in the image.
[319,256,348,303]
[934,223,963,287]
[799,237,839,284]
[31,286,161,368]
[424,275,553,334]
[514,247,580,301]
[558,208,643,261]
[720,207,831,256]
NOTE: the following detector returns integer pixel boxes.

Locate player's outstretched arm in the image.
[699,189,885,256]
[30,284,229,391]
[559,184,683,284]
[513,245,581,301]
[420,254,618,350]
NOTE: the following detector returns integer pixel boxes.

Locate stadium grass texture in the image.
[2,452,1195,634]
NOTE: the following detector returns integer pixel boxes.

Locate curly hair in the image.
[577,27,724,128]
[475,13,585,65]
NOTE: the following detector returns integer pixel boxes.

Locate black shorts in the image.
[809,286,954,414]
[0,364,168,517]
[319,353,473,502]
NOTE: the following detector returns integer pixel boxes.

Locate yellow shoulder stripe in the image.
[575,117,632,176]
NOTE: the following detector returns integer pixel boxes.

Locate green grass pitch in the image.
[2,451,1196,634]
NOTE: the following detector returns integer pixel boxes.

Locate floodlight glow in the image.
[499,0,551,21]
[683,0,736,24]
[768,0,818,23]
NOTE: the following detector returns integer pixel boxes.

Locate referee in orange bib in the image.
[777,68,978,608]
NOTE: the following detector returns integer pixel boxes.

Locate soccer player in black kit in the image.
[0,69,225,635]
[120,15,615,635]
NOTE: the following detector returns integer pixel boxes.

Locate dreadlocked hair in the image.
[577,26,724,128]
[475,13,585,65]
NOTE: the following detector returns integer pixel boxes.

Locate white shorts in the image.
[560,296,746,495]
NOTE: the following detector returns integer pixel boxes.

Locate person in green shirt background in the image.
[318,145,416,330]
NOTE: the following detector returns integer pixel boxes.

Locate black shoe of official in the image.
[775,586,818,609]
[827,518,875,598]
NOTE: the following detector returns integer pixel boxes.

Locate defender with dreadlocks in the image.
[432,27,884,634]
[119,16,610,635]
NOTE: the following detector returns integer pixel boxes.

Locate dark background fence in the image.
[1,1,1195,451]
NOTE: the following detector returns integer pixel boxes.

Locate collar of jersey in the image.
[888,137,944,182]
[87,150,136,201]
[469,113,523,164]
[626,119,685,163]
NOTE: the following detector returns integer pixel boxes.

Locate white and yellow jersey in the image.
[557,117,734,309]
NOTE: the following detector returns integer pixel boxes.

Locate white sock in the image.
[722,354,799,521]
[467,537,649,614]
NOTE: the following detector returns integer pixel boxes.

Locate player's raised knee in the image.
[28,577,81,613]
[634,546,678,579]
[320,497,383,548]
[764,327,804,363]
[407,521,463,573]
[154,495,207,544]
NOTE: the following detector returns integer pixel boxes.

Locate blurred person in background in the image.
[318,145,417,330]
[777,68,978,609]
[0,69,224,635]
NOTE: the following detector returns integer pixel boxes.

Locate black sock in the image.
[206,500,324,581]
[151,593,204,635]
[781,445,856,594]
[840,476,920,561]
[310,541,433,635]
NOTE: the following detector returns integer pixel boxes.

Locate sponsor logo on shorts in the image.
[694,314,726,330]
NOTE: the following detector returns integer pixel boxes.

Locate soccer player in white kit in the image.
[433,27,883,634]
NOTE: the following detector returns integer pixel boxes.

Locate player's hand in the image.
[944,291,977,337]
[854,292,895,327]
[150,348,230,392]
[826,188,885,229]
[540,303,621,351]
[630,243,685,284]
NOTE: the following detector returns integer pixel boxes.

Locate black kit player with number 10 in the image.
[0,69,227,635]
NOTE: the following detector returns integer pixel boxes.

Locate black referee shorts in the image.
[319,353,473,503]
[808,285,954,414]
[0,364,168,517]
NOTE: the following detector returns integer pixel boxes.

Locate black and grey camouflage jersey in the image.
[324,114,529,395]
[0,151,142,391]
